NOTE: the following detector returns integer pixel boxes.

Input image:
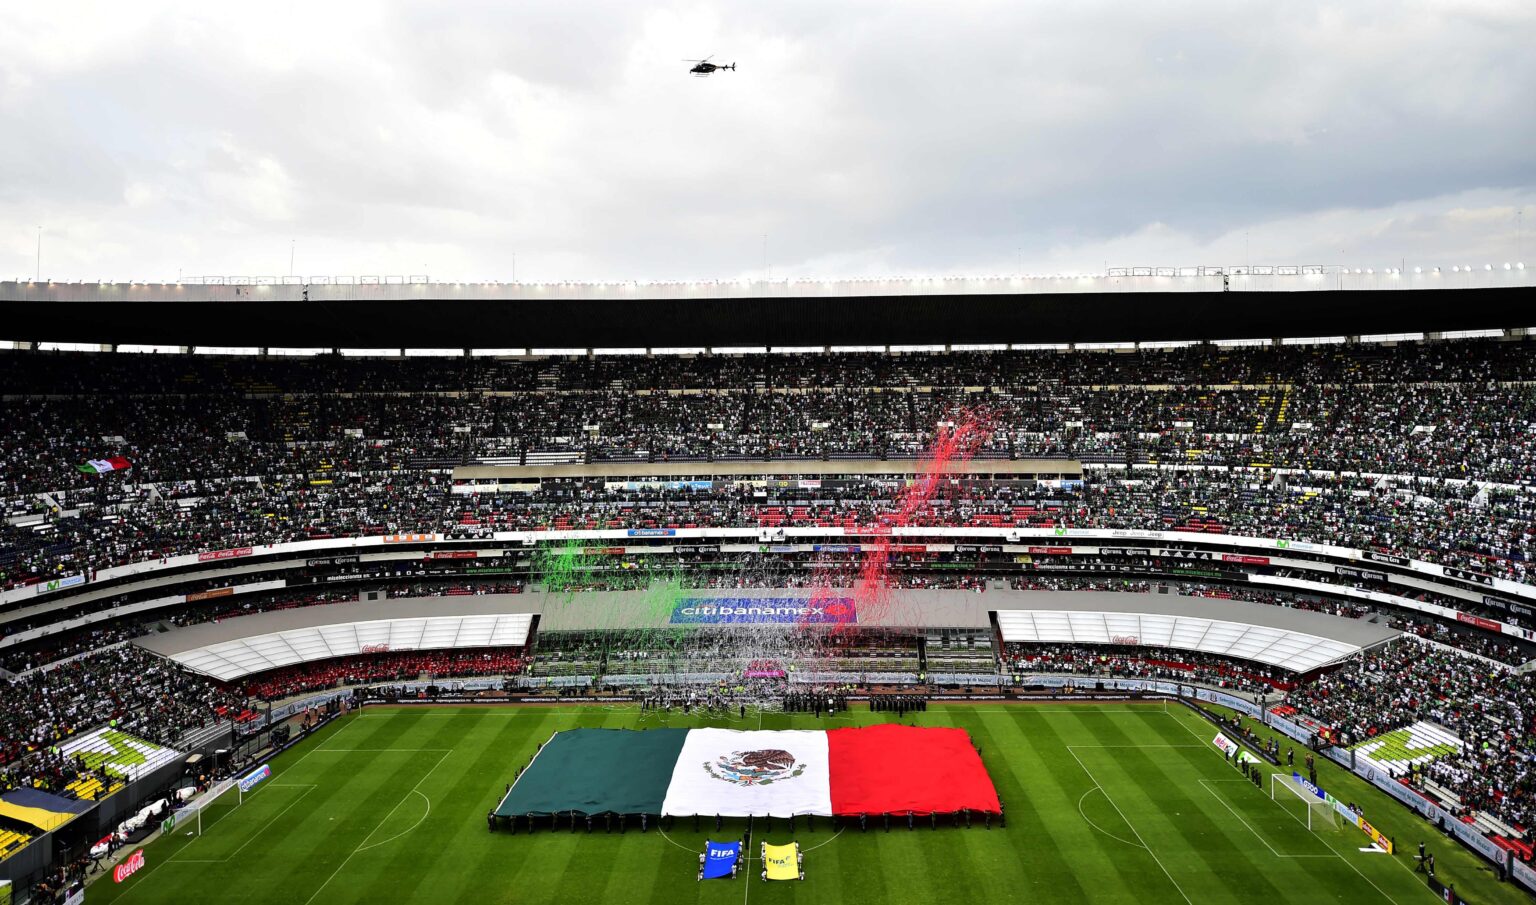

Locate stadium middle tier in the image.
[4,522,1531,670]
[132,588,1391,682]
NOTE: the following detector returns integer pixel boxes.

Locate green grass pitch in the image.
[90,702,1521,905]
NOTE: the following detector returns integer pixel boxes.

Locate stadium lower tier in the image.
[1,577,1530,878]
[239,648,527,700]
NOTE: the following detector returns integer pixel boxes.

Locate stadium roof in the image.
[995,608,1376,673]
[2,273,1532,348]
[158,613,534,682]
[137,596,538,681]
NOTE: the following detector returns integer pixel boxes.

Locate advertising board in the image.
[114,849,146,883]
[670,597,856,625]
[237,764,272,793]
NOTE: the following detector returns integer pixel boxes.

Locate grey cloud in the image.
[0,0,1532,282]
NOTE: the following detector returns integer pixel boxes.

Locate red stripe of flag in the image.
[828,724,1000,816]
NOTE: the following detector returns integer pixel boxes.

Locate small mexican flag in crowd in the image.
[77,457,132,475]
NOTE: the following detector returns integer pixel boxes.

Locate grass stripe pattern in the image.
[89,703,1520,905]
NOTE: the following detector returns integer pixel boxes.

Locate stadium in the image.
[4,4,1536,904]
[1,269,1534,905]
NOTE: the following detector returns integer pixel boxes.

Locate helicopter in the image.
[685,56,736,77]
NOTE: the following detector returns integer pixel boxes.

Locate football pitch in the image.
[92,702,1511,905]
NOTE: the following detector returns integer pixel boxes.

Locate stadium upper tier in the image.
[2,339,1534,598]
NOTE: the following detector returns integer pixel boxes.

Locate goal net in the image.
[166,778,240,837]
[1270,772,1339,832]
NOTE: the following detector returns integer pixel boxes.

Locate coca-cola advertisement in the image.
[197,547,253,563]
[114,849,146,883]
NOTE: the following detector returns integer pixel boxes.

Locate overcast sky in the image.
[2,0,1533,283]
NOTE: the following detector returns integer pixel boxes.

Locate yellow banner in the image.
[762,843,801,881]
[1356,817,1394,854]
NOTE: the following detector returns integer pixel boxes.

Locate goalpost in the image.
[166,777,245,837]
[1270,772,1339,832]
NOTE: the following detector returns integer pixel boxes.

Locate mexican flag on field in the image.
[495,724,1000,819]
[77,457,132,475]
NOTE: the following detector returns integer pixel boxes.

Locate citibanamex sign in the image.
[114,848,146,883]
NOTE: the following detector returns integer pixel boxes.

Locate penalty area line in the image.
[168,785,318,865]
[301,749,452,905]
[1195,780,1335,860]
[1168,706,1434,904]
[1076,786,1145,850]
[1067,747,1194,905]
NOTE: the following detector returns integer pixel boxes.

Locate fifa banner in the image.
[700,841,740,879]
[763,842,802,881]
[1211,733,1258,765]
[496,725,1000,819]
[238,764,272,793]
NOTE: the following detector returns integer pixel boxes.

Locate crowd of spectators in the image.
[1003,643,1287,694]
[4,340,1535,496]
[1284,639,1534,831]
[0,646,243,796]
[240,648,526,701]
[1386,610,1531,666]
[4,468,1533,593]
[3,342,1536,598]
